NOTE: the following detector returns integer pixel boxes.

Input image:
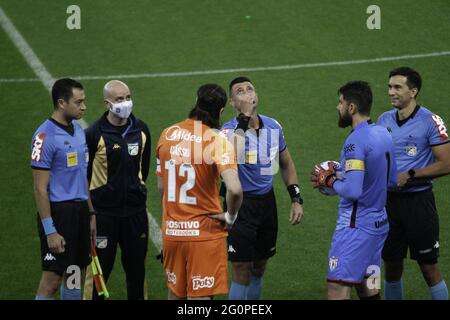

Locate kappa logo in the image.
[228,245,236,253]
[434,241,440,249]
[44,253,56,261]
[113,144,121,150]
[165,126,202,143]
[31,133,46,161]
[432,114,448,140]
[192,276,215,290]
[329,256,338,271]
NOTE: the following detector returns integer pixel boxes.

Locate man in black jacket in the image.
[83,80,151,300]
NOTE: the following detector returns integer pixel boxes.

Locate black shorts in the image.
[37,201,91,276]
[382,189,440,263]
[227,189,278,262]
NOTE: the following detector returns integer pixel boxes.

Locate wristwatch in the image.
[408,169,416,179]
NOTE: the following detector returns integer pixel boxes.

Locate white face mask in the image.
[108,99,133,119]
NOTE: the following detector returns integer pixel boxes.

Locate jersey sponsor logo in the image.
[329,256,338,272]
[374,217,388,229]
[166,220,200,229]
[405,144,417,157]
[345,159,365,171]
[170,145,191,157]
[166,229,200,236]
[66,151,78,167]
[192,276,215,290]
[431,115,449,141]
[96,237,108,249]
[44,253,56,261]
[165,220,200,237]
[127,142,139,156]
[165,125,202,143]
[31,133,46,162]
[166,270,177,285]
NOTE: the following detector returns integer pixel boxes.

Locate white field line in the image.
[0,5,163,251]
[1,51,449,83]
[0,6,54,89]
[147,210,162,251]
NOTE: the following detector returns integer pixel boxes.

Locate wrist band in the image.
[41,217,57,236]
[287,184,301,199]
[287,184,303,204]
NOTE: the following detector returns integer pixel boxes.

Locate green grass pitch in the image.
[0,0,449,299]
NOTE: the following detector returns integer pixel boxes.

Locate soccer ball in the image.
[317,161,342,196]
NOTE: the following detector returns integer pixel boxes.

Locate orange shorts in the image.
[163,237,229,298]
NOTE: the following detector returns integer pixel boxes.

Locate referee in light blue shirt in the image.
[378,67,450,300]
[220,77,304,300]
[31,78,96,300]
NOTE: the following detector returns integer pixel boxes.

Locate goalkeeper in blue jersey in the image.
[311,81,397,300]
[378,67,450,300]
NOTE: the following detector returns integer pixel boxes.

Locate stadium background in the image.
[0,0,449,299]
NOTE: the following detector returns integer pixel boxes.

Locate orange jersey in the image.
[156,118,237,241]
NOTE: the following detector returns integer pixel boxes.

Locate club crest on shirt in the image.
[128,143,139,156]
[405,144,417,157]
[329,256,339,271]
[96,237,108,249]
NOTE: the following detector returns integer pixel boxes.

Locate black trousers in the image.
[92,209,148,300]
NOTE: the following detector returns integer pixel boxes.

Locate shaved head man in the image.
[103,80,133,126]
[84,80,152,300]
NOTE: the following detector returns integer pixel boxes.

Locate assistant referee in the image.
[32,78,96,300]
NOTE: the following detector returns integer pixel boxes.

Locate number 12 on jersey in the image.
[165,160,197,205]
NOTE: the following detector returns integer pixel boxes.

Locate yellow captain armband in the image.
[345,159,365,172]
